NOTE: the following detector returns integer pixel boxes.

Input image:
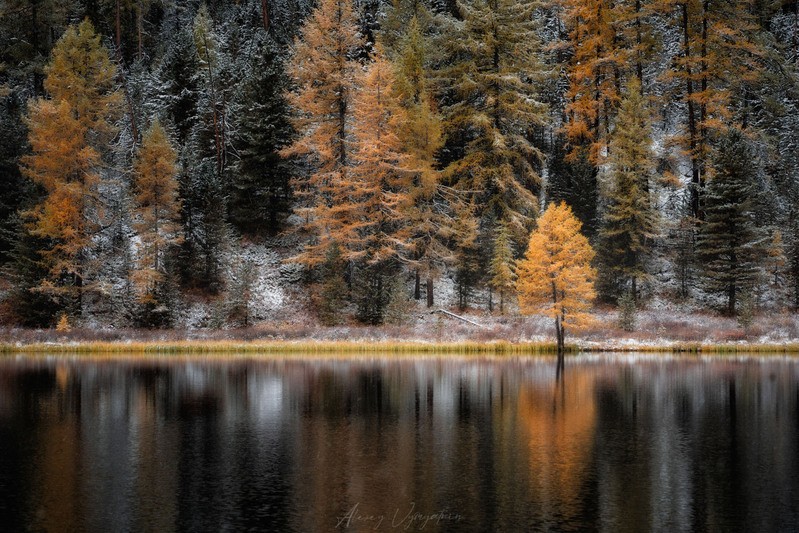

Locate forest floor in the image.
[3,306,799,354]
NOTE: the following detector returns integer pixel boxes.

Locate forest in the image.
[1,0,799,330]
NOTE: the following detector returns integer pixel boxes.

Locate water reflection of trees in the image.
[0,357,797,531]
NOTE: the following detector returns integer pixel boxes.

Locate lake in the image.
[0,354,797,532]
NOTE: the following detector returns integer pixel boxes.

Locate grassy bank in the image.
[2,339,799,356]
[581,343,799,354]
[0,339,572,356]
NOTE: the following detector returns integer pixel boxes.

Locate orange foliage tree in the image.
[282,0,361,267]
[346,47,416,322]
[131,120,182,302]
[21,20,121,314]
[557,0,654,163]
[44,19,121,141]
[517,202,597,354]
[21,99,101,297]
[346,46,412,267]
[655,0,764,218]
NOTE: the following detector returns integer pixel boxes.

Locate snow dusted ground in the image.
[161,240,799,347]
[7,238,799,349]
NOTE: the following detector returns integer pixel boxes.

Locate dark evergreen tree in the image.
[546,136,599,238]
[438,0,547,241]
[0,92,32,264]
[697,130,766,315]
[177,159,230,293]
[1,218,60,326]
[315,242,348,325]
[228,34,294,235]
[488,221,516,314]
[151,25,201,146]
[597,78,658,301]
[787,218,799,310]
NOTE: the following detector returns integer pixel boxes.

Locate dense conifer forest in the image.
[2,0,799,329]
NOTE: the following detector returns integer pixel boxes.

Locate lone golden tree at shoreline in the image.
[517,202,596,355]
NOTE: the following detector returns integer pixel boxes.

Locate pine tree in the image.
[786,219,799,310]
[315,242,348,325]
[380,0,436,55]
[282,0,361,267]
[617,289,636,331]
[151,24,201,147]
[597,77,657,300]
[546,137,600,237]
[517,201,596,354]
[131,120,182,303]
[178,158,230,294]
[229,34,294,235]
[452,201,481,311]
[0,90,32,264]
[193,4,227,177]
[394,17,453,307]
[488,221,516,314]
[765,229,787,287]
[440,0,547,240]
[697,130,766,315]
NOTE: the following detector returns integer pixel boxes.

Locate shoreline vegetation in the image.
[5,309,799,356]
[3,337,799,357]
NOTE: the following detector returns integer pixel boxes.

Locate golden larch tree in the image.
[345,45,412,267]
[132,120,182,301]
[346,46,416,322]
[21,99,101,296]
[282,0,361,267]
[559,0,624,161]
[44,18,122,140]
[517,202,597,355]
[21,19,123,315]
[557,0,655,163]
[655,0,764,219]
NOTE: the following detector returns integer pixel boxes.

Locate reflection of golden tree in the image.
[132,382,178,531]
[32,396,82,532]
[517,369,597,517]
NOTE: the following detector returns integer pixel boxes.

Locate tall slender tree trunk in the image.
[426,277,433,307]
[113,3,140,146]
[261,0,270,32]
[555,315,565,364]
[414,269,421,300]
[635,0,643,88]
[698,0,709,216]
[681,3,700,220]
[199,32,224,176]
[116,0,122,53]
[137,0,144,60]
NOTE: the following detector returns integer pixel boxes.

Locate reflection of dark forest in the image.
[0,357,797,531]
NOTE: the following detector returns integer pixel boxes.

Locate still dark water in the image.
[0,354,798,532]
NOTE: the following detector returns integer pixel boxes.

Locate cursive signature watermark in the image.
[336,502,464,530]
